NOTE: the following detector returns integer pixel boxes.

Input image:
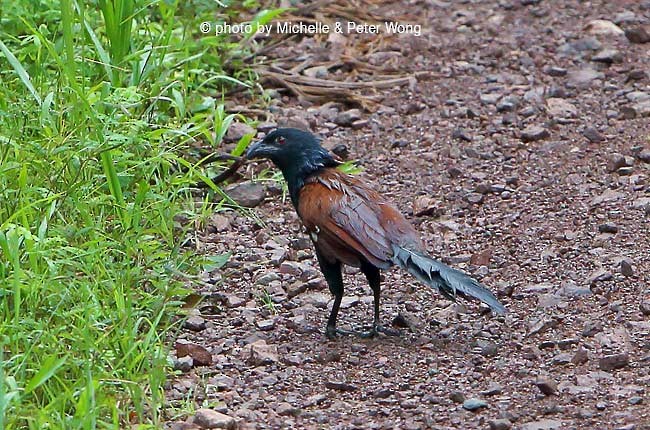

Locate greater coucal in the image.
[246,128,506,339]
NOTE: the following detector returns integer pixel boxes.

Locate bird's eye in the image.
[277,136,286,145]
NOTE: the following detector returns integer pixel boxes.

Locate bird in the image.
[245,128,506,339]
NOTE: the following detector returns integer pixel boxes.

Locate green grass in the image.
[0,0,281,428]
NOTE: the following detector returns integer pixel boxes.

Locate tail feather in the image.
[392,245,506,314]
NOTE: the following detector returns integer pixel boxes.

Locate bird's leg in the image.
[361,264,401,338]
[316,251,348,339]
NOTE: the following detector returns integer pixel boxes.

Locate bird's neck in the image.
[277,152,337,208]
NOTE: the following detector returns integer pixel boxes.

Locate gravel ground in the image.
[167,1,650,429]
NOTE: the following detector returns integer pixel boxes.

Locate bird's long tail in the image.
[391,245,506,314]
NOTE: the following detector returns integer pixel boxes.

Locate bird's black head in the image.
[246,128,338,206]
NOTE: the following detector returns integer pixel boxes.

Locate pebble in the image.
[598,222,618,233]
[521,126,549,142]
[591,48,622,64]
[244,340,279,366]
[544,66,567,77]
[175,341,213,366]
[520,419,563,430]
[599,353,630,371]
[582,127,604,143]
[325,380,358,392]
[625,27,650,43]
[584,19,624,36]
[224,181,266,207]
[572,347,589,365]
[184,315,207,332]
[334,109,362,126]
[535,376,558,395]
[193,408,236,430]
[276,402,301,417]
[621,259,634,277]
[567,68,604,88]
[489,418,513,430]
[637,150,650,163]
[449,391,465,403]
[588,269,612,284]
[174,356,193,372]
[224,122,255,142]
[462,398,488,411]
[413,195,441,217]
[582,321,603,337]
[546,98,577,119]
[640,302,650,316]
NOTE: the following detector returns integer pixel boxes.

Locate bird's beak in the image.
[245,140,265,159]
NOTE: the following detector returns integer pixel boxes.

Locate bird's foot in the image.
[359,324,402,338]
[326,324,402,339]
[325,326,360,339]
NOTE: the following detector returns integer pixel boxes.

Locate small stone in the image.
[244,340,278,366]
[482,382,503,396]
[325,380,358,391]
[225,122,255,142]
[584,19,624,36]
[475,338,498,357]
[497,96,519,112]
[535,376,558,395]
[224,181,265,208]
[351,119,368,130]
[599,353,630,371]
[521,126,549,142]
[449,391,465,403]
[257,121,277,133]
[583,127,604,143]
[629,396,644,405]
[480,93,501,105]
[551,352,572,365]
[520,419,562,430]
[334,109,362,126]
[174,356,193,372]
[567,68,604,88]
[572,347,589,365]
[184,315,207,332]
[632,100,650,117]
[462,398,488,411]
[547,98,578,119]
[413,195,441,217]
[256,319,275,331]
[193,408,236,429]
[256,272,280,286]
[452,127,472,142]
[607,153,628,172]
[175,341,213,366]
[588,269,612,284]
[640,302,650,315]
[591,49,623,64]
[210,214,230,232]
[582,321,603,337]
[620,258,634,278]
[276,402,301,417]
[489,418,513,430]
[636,150,650,163]
[625,27,650,43]
[544,66,567,77]
[598,222,618,233]
[465,192,484,204]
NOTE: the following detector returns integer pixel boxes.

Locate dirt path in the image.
[167,1,650,429]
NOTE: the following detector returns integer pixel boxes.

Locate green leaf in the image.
[24,355,67,394]
[0,39,42,105]
[202,252,231,272]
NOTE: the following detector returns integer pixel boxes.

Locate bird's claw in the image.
[326,324,401,339]
[360,324,402,338]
